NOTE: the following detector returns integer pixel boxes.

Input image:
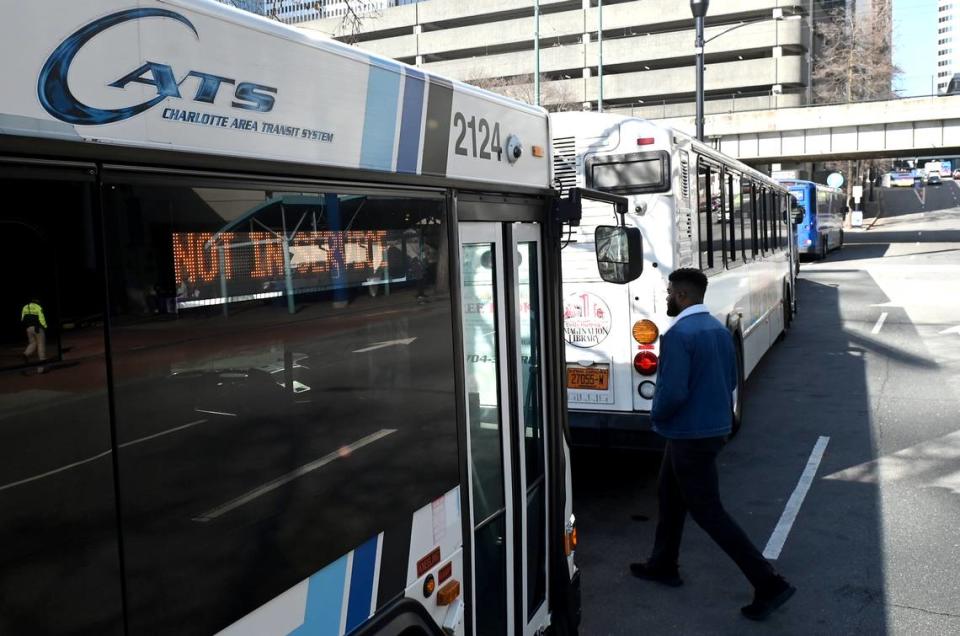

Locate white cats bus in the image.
[0,2,646,634]
[552,112,796,448]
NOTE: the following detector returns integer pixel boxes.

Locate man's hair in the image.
[669,268,708,299]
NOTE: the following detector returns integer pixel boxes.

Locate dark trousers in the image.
[650,436,777,591]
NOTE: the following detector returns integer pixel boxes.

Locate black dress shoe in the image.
[741,577,796,620]
[629,561,683,587]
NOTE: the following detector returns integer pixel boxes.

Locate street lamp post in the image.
[690,0,708,142]
[534,0,540,106]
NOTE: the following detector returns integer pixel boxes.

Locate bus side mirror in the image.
[595,225,643,284]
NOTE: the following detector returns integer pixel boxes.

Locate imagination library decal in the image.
[563,292,611,348]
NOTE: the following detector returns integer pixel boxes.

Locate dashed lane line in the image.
[871,312,889,335]
[763,436,831,560]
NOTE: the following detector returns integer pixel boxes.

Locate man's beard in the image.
[666,297,679,317]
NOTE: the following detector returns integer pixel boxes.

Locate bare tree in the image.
[811,1,901,104]
[465,73,581,112]
[811,1,900,203]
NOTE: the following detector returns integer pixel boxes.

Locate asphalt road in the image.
[573,181,960,635]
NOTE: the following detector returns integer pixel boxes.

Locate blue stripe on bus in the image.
[360,59,403,172]
[396,68,426,174]
[293,555,349,635]
[344,536,380,631]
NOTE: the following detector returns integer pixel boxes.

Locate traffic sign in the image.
[827,172,844,188]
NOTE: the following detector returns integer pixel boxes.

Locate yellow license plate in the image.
[567,366,609,390]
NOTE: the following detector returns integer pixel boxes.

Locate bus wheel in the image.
[820,236,828,260]
[729,339,745,439]
[777,287,792,341]
[839,229,844,248]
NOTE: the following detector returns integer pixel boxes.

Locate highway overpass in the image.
[649,95,960,163]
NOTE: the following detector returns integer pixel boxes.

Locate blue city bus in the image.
[779,180,846,259]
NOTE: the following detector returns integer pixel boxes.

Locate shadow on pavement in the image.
[571,276,888,635]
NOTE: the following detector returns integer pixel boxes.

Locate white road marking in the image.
[118,419,208,449]
[0,419,210,493]
[824,430,960,496]
[763,436,830,560]
[195,409,237,417]
[352,338,417,354]
[871,312,889,335]
[940,325,960,335]
[0,449,113,493]
[192,428,397,522]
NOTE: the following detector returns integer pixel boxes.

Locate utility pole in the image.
[534,0,540,106]
[598,0,604,112]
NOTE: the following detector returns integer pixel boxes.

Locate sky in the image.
[892,0,940,96]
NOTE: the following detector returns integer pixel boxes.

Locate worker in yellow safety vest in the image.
[21,298,47,364]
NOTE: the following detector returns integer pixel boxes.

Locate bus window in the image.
[741,179,755,259]
[761,188,770,253]
[728,172,740,264]
[768,190,778,251]
[587,151,670,194]
[710,166,725,269]
[697,161,712,269]
[102,178,458,634]
[0,170,125,634]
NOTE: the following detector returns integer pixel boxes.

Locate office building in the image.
[937,0,960,93]
[302,0,824,120]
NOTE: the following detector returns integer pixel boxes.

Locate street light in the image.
[690,0,708,141]
[690,2,793,141]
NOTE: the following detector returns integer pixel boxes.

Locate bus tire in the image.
[777,286,792,341]
[839,229,844,248]
[820,236,828,260]
[729,337,745,439]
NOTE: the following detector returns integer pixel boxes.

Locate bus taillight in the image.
[634,352,658,375]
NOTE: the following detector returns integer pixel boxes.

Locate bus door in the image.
[459,221,550,636]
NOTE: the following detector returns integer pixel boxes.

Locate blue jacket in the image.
[651,311,737,439]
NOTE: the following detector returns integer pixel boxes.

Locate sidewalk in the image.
[849,187,884,231]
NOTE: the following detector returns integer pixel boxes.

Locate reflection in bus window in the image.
[0,173,124,634]
[461,241,508,636]
[102,181,457,634]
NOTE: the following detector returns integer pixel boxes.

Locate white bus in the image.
[0,2,640,634]
[552,112,795,447]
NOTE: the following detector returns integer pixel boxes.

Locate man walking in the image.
[21,297,47,366]
[629,268,795,621]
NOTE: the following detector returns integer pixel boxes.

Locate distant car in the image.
[890,172,915,187]
[953,169,960,179]
[927,173,942,186]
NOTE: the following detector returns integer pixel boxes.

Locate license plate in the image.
[567,365,609,390]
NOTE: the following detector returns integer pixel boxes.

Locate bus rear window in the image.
[586,151,670,194]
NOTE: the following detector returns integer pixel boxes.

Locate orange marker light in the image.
[632,320,660,344]
[423,574,436,598]
[436,579,461,606]
[532,145,545,158]
[564,526,578,556]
